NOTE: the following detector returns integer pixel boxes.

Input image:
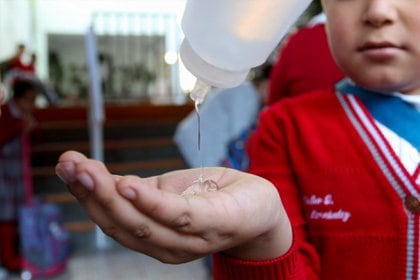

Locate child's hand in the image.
[55,151,292,263]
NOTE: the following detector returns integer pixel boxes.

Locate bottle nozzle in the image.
[190,79,211,105]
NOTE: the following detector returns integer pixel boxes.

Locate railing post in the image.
[85,24,109,249]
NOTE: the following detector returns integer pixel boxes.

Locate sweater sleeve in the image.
[211,103,321,279]
[213,242,305,279]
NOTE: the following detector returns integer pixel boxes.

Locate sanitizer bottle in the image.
[180,0,312,90]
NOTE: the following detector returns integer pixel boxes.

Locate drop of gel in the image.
[181,179,219,196]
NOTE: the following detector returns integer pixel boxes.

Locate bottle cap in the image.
[180,39,249,88]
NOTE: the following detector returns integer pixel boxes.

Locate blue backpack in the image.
[19,199,71,278]
[221,124,256,171]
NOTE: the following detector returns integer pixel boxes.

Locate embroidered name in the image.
[309,209,351,223]
[304,194,334,206]
[304,194,352,223]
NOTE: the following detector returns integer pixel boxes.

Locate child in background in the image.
[268,11,344,105]
[6,44,26,73]
[55,0,420,279]
[0,83,7,279]
[0,79,39,272]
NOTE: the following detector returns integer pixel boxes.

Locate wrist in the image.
[223,207,293,261]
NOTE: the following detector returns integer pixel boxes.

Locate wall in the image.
[0,0,32,63]
[0,0,186,79]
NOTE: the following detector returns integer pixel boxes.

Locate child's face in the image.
[322,0,420,94]
[15,90,37,115]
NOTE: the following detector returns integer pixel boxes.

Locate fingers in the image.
[115,174,242,246]
[56,151,131,230]
[56,153,159,252]
[116,176,206,231]
[55,151,214,261]
[85,169,218,245]
[56,150,88,183]
[114,168,238,231]
[55,151,118,232]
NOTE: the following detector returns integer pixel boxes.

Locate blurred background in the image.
[0,0,194,105]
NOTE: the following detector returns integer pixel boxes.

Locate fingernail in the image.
[120,188,136,200]
[76,173,95,191]
[56,162,76,184]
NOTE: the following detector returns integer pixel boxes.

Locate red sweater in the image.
[213,88,419,279]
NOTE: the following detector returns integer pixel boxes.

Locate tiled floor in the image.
[7,245,211,280]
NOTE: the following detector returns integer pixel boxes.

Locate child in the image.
[6,44,26,73]
[268,11,344,105]
[0,79,38,272]
[55,0,420,279]
[0,83,7,278]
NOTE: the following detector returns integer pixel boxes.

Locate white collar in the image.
[391,92,420,111]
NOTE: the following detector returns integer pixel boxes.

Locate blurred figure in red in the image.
[7,44,26,73]
[4,46,59,106]
[23,53,37,74]
[0,79,39,272]
[268,12,344,105]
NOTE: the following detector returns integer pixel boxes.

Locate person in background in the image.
[6,44,26,73]
[268,10,344,105]
[3,45,59,106]
[56,0,420,279]
[219,64,273,171]
[0,83,7,280]
[0,79,39,272]
[22,53,37,74]
[174,63,272,168]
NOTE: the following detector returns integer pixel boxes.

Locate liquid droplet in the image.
[181,179,219,196]
[186,79,214,195]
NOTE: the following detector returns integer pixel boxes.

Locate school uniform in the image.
[213,80,420,279]
[0,103,34,271]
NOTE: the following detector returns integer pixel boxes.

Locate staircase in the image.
[31,102,193,250]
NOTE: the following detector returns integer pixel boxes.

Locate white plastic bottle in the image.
[180,0,312,90]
